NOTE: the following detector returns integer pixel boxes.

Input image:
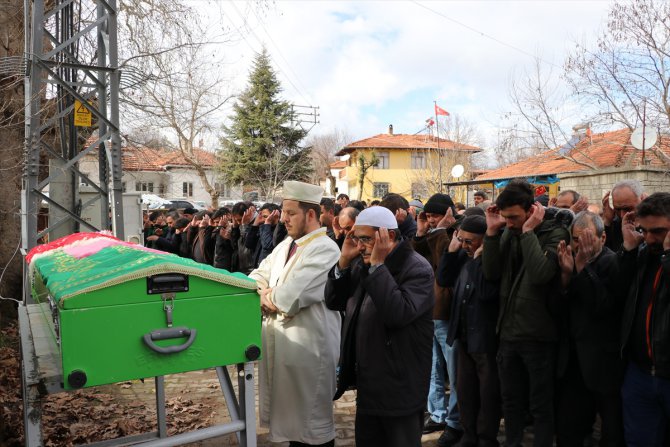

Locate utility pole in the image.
[290,104,320,133]
[23,0,124,258]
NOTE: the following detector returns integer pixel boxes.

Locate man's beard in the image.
[648,243,664,256]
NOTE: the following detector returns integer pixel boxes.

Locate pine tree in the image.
[220,48,311,201]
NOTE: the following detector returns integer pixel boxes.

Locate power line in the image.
[227,1,313,105]
[410,0,562,70]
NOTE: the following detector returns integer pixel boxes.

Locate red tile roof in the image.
[122,146,217,171]
[330,160,348,169]
[476,129,670,181]
[336,133,481,156]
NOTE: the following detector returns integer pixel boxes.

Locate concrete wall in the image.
[559,167,670,201]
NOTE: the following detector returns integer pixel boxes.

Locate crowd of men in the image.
[143,178,670,447]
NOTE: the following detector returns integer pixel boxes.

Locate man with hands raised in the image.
[617,192,670,447]
[555,211,624,447]
[325,206,434,447]
[481,179,570,447]
[413,193,463,443]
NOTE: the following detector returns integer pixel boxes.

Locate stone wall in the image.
[558,167,670,201]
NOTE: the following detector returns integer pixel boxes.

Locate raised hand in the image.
[549,197,558,207]
[241,206,256,225]
[394,208,407,224]
[253,210,265,226]
[448,229,462,253]
[664,228,670,252]
[416,212,429,237]
[622,211,643,251]
[557,240,574,288]
[338,233,360,269]
[265,209,280,226]
[485,205,506,236]
[575,228,598,272]
[571,196,589,214]
[370,228,394,265]
[437,207,456,229]
[522,202,546,233]
[602,191,615,226]
[332,215,343,238]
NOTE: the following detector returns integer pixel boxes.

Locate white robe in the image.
[248,227,341,444]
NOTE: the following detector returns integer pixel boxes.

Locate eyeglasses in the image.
[456,236,476,246]
[349,235,375,245]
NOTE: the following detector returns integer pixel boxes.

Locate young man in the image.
[438,215,501,447]
[618,192,670,447]
[325,206,434,447]
[413,193,462,444]
[248,181,341,447]
[556,211,624,446]
[473,191,488,206]
[380,193,417,239]
[482,179,569,447]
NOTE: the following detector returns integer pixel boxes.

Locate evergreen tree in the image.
[220,48,311,201]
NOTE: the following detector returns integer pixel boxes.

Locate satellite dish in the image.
[631,127,658,151]
[451,164,465,178]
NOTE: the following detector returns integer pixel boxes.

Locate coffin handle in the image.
[142,326,197,354]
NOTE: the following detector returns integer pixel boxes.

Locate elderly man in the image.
[332,206,360,248]
[556,211,624,447]
[249,181,341,447]
[325,206,434,447]
[618,193,670,447]
[438,215,501,447]
[602,179,645,251]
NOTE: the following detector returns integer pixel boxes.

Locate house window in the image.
[375,151,389,169]
[214,182,231,198]
[183,182,194,197]
[135,182,154,192]
[411,182,429,199]
[411,153,426,169]
[373,182,390,198]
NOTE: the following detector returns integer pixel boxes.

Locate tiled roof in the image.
[336,133,481,156]
[475,129,670,181]
[330,160,348,169]
[122,146,217,171]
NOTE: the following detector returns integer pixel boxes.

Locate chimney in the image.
[388,124,393,135]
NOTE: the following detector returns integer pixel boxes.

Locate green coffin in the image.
[28,233,261,390]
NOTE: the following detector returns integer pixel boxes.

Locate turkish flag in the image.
[426,118,435,126]
[435,104,450,116]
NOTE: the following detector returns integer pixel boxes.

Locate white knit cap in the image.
[282,181,324,205]
[355,206,398,229]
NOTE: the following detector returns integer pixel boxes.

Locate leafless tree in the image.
[306,128,353,196]
[565,0,670,132]
[356,152,380,200]
[118,5,234,207]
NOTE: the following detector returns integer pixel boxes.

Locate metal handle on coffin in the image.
[142,326,197,354]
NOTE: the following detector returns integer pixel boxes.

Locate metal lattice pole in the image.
[22,0,124,257]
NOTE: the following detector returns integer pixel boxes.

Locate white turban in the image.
[282,181,324,205]
[355,206,398,229]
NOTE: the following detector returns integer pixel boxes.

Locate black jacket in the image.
[398,216,417,240]
[438,250,499,353]
[620,245,670,378]
[324,240,434,417]
[557,247,625,394]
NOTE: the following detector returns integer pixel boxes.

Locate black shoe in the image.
[422,415,447,434]
[437,426,464,447]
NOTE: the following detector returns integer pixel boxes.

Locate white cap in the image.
[355,206,398,229]
[282,181,324,205]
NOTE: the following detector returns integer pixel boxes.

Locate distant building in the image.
[475,128,670,198]
[79,145,240,206]
[334,125,481,202]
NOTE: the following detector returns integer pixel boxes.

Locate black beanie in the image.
[460,215,487,234]
[424,193,455,215]
[463,206,485,217]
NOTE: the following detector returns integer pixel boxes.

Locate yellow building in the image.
[335,125,481,203]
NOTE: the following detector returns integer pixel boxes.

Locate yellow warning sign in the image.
[74,100,92,127]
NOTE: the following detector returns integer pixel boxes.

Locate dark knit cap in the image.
[459,215,487,234]
[463,206,485,217]
[424,193,455,216]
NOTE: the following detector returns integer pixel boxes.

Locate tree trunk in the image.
[0,0,25,318]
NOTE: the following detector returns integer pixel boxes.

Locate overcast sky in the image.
[196,0,614,148]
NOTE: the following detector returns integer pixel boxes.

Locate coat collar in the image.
[291,226,328,247]
[383,239,414,276]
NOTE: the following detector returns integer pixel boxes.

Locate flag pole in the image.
[434,101,443,193]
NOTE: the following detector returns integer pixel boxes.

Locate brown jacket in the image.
[413,228,452,320]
